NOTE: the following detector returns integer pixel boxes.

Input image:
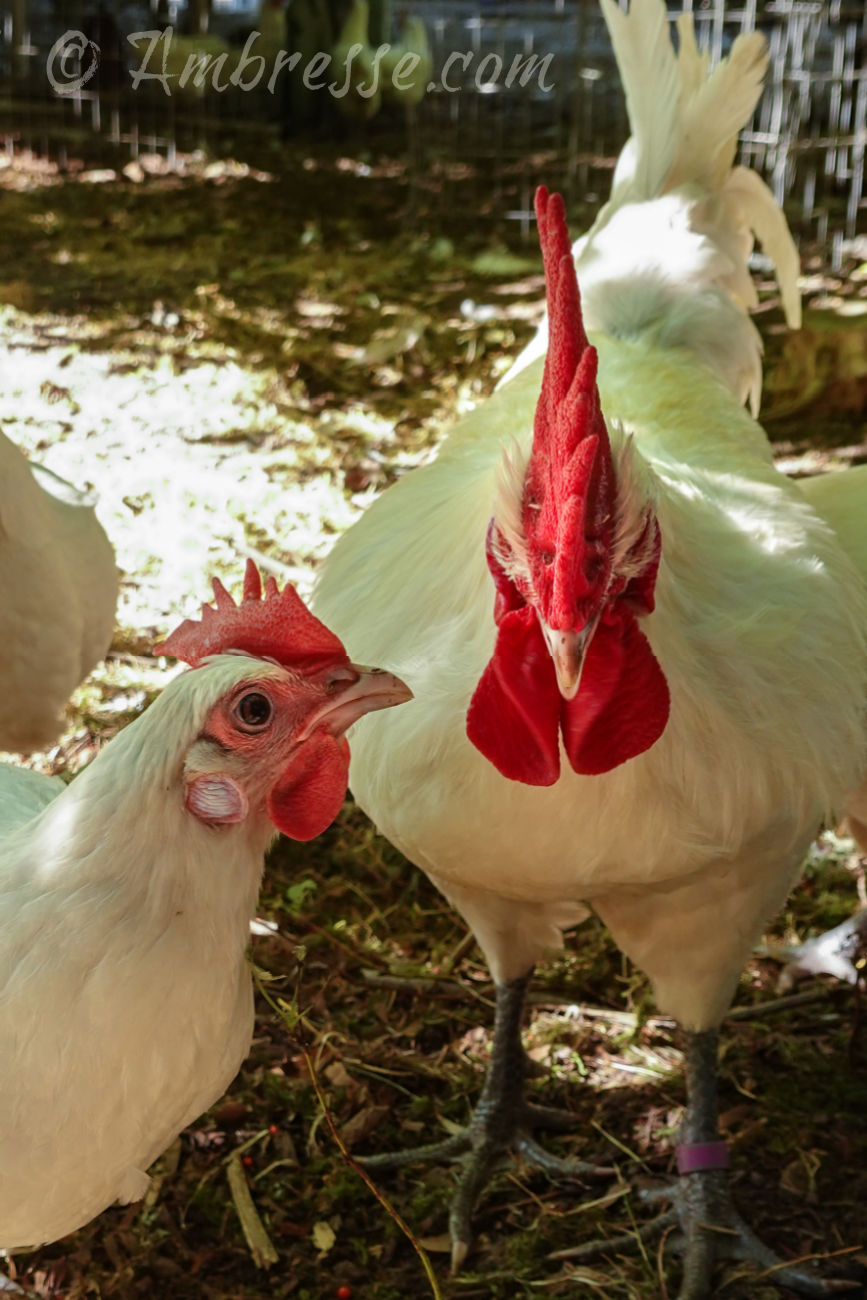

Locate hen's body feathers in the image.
[0,659,272,1246]
[0,432,118,753]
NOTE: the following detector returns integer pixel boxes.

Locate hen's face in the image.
[184,662,411,840]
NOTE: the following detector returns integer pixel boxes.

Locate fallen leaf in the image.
[311,1220,336,1253]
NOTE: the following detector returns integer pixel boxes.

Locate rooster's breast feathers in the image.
[314,334,867,958]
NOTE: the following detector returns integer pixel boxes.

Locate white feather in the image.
[504,0,801,415]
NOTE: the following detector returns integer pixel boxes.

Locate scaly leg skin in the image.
[359,969,614,1271]
[650,1029,856,1300]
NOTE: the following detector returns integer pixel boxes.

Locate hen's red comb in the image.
[525,187,614,628]
[157,559,347,671]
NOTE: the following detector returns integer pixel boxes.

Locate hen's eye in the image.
[235,691,273,730]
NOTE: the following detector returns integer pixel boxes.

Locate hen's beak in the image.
[539,618,599,701]
[304,664,413,739]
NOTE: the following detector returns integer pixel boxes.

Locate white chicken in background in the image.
[330,2,432,120]
[380,13,432,110]
[0,561,409,1249]
[0,430,118,753]
[776,464,867,987]
[313,0,867,1293]
[331,0,382,119]
[127,0,286,95]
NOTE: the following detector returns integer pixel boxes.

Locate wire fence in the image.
[0,0,864,257]
[410,0,865,257]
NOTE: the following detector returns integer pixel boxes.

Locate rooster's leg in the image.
[661,1028,853,1299]
[360,969,612,1271]
[557,1029,855,1295]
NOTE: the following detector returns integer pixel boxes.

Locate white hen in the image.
[0,562,410,1248]
[0,430,118,753]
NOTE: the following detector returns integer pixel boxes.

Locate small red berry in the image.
[336,1288,352,1300]
[268,1124,279,1136]
[242,1155,254,1168]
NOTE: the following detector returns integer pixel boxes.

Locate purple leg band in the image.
[676,1140,730,1175]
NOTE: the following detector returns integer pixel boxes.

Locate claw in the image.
[450,1237,470,1275]
[557,1176,854,1299]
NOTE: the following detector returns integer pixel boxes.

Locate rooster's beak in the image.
[539,618,599,701]
[303,664,413,739]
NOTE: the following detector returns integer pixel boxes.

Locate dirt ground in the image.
[1,138,866,1300]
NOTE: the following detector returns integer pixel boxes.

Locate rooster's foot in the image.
[364,1108,611,1273]
[358,970,613,1271]
[642,1171,857,1299]
[555,1174,855,1299]
[634,1029,856,1299]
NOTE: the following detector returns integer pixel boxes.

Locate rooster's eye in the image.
[234,691,273,730]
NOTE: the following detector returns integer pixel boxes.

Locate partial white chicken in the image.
[775,464,867,987]
[380,13,432,109]
[0,430,118,753]
[128,0,285,95]
[331,0,382,118]
[314,1,867,1294]
[799,462,867,864]
[798,462,867,867]
[0,561,409,1249]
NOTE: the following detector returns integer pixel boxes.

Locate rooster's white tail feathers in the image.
[503,0,801,415]
[596,0,683,204]
[666,23,767,193]
[723,165,802,329]
[590,0,800,409]
[597,0,767,200]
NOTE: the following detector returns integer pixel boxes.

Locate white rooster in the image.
[313,0,867,1294]
[0,430,118,753]
[0,561,410,1249]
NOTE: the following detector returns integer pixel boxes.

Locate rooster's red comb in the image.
[524,186,614,629]
[157,559,347,671]
[535,185,591,416]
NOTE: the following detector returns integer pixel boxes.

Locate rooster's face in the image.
[466,187,670,786]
